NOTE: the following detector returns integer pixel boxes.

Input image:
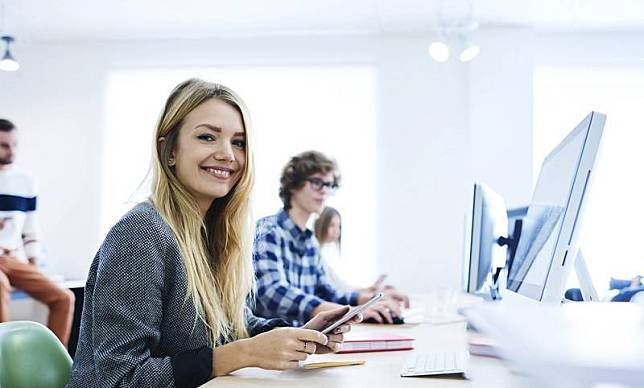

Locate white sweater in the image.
[0,166,43,261]
[319,242,354,293]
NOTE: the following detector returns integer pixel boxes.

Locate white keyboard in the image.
[400,350,469,377]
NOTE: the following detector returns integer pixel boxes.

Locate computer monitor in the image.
[463,182,508,296]
[506,112,606,303]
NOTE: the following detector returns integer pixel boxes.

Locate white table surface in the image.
[202,294,526,387]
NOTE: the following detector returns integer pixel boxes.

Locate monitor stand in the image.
[474,267,503,301]
[499,249,598,303]
[574,250,599,302]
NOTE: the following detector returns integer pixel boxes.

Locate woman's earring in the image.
[168,159,176,167]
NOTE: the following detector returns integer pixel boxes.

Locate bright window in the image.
[534,66,644,291]
[102,66,378,285]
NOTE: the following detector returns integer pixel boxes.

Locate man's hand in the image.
[360,298,403,324]
[0,217,11,231]
[0,251,17,262]
[383,287,410,308]
[359,287,410,309]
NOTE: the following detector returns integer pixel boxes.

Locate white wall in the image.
[0,44,107,278]
[465,30,644,213]
[0,35,459,291]
[532,31,644,290]
[0,30,539,292]
[535,31,644,66]
[374,36,472,291]
[470,28,535,209]
[101,66,380,286]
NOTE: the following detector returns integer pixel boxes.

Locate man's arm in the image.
[314,261,360,306]
[309,301,345,317]
[253,227,331,323]
[315,265,403,323]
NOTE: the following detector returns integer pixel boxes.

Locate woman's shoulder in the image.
[93,202,183,277]
[104,201,176,250]
[120,201,165,223]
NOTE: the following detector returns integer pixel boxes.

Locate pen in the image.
[303,360,366,369]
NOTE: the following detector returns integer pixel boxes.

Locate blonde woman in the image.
[68,79,359,388]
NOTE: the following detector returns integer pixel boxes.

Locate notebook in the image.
[467,333,500,359]
[338,332,415,353]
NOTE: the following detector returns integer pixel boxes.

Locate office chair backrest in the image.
[0,321,72,388]
[631,291,644,306]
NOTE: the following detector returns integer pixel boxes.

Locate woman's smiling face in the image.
[171,98,246,213]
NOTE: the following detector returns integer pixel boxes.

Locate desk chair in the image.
[631,291,644,306]
[0,321,72,388]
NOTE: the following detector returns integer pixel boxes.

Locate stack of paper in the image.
[338,332,414,353]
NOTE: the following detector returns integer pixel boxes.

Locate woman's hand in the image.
[302,306,362,354]
[243,327,329,370]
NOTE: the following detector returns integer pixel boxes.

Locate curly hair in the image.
[279,150,340,210]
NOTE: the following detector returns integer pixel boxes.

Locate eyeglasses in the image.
[305,177,339,193]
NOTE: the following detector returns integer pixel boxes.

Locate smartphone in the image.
[320,293,383,334]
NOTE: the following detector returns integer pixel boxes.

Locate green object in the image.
[0,321,72,388]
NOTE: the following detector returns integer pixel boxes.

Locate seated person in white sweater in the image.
[314,206,410,308]
[0,118,75,348]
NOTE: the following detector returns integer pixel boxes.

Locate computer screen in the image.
[464,182,508,295]
[507,112,606,303]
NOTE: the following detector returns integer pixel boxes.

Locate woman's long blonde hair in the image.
[150,78,255,346]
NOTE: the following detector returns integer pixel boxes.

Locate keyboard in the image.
[400,350,469,377]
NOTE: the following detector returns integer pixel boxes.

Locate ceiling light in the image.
[428,41,449,63]
[0,36,19,71]
[459,44,480,62]
[430,0,480,63]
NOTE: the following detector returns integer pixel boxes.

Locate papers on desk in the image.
[401,306,467,325]
[425,312,466,325]
[464,301,644,387]
[400,307,425,323]
[467,333,500,359]
[303,360,366,369]
[338,332,414,353]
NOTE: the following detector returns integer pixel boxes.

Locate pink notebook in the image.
[338,332,415,354]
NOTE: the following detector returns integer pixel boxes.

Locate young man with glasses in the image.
[253,150,401,326]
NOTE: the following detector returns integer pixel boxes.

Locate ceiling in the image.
[3,0,644,42]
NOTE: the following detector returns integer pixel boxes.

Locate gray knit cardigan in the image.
[67,202,287,388]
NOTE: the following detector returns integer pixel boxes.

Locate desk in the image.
[202,296,524,388]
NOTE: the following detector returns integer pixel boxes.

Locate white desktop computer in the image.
[464,111,606,304]
[410,112,609,381]
[506,111,605,303]
[461,113,644,388]
[463,182,509,298]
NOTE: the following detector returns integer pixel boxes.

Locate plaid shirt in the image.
[253,209,359,326]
